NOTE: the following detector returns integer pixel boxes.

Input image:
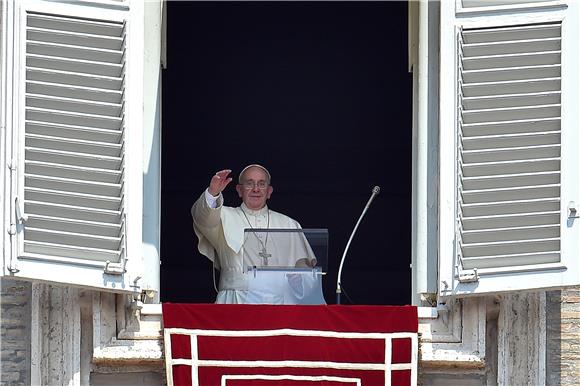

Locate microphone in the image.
[336,186,380,304]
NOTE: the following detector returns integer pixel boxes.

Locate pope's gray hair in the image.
[238,164,271,184]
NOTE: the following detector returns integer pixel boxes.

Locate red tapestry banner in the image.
[162,304,418,386]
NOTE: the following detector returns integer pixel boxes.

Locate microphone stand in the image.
[336,186,380,304]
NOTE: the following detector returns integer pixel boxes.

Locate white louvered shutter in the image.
[439,0,580,296]
[3,0,143,292]
[25,12,127,262]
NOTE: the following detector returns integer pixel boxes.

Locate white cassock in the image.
[191,191,317,304]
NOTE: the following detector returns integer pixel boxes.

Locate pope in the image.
[191,164,316,304]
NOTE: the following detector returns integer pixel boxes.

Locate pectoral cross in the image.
[259,247,271,266]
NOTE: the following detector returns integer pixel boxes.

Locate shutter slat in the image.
[27,80,122,103]
[26,133,122,157]
[27,41,123,64]
[463,131,560,150]
[461,252,560,270]
[462,144,560,163]
[25,148,121,171]
[463,51,560,71]
[27,68,122,90]
[25,227,121,250]
[26,107,122,130]
[25,201,121,224]
[463,91,560,109]
[462,198,560,217]
[462,211,559,230]
[462,24,560,43]
[27,27,123,50]
[25,187,121,211]
[26,174,121,197]
[24,241,120,262]
[463,104,560,124]
[462,184,560,204]
[27,54,123,77]
[26,214,121,238]
[26,120,121,144]
[462,224,560,243]
[462,238,560,258]
[462,78,560,97]
[462,64,560,83]
[463,37,560,57]
[462,117,560,137]
[463,158,560,177]
[462,171,559,190]
[25,160,122,184]
[26,94,122,117]
[27,13,123,37]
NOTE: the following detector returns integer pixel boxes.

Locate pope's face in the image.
[236,167,273,210]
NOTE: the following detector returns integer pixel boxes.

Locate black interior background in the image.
[161,1,412,305]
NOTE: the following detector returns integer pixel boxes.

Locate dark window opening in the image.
[161,1,412,305]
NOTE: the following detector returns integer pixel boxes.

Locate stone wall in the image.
[1,279,31,386]
[546,288,580,386]
[90,372,164,385]
[3,282,578,385]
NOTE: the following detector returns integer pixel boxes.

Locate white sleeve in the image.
[204,189,221,208]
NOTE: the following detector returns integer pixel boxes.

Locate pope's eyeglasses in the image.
[241,181,269,190]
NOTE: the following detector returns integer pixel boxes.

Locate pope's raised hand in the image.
[208,169,233,196]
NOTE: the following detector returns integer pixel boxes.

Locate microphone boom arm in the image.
[336,186,380,304]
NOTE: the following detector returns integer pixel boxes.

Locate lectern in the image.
[241,228,328,305]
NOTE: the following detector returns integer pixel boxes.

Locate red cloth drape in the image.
[163,304,418,386]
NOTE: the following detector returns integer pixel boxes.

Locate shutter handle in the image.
[569,202,579,219]
[15,197,28,224]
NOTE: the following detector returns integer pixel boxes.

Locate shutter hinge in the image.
[130,278,144,317]
[458,268,479,283]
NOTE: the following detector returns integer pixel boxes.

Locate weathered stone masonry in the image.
[1,279,31,386]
